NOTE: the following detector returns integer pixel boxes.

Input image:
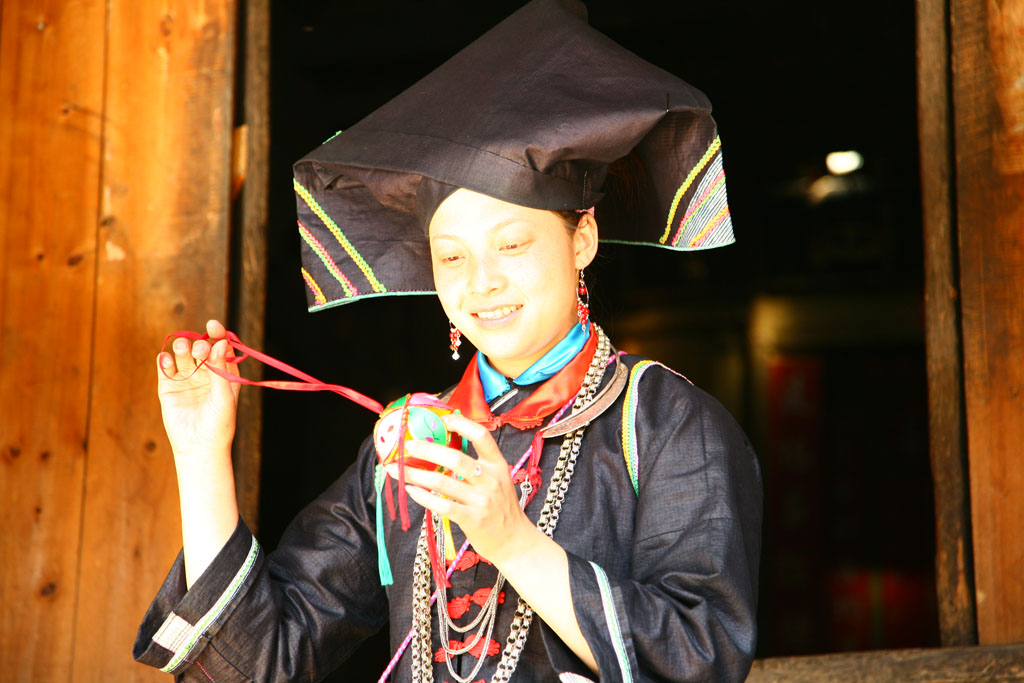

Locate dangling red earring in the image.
[576,270,590,328]
[448,321,462,360]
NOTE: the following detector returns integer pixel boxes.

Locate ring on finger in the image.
[471,463,482,479]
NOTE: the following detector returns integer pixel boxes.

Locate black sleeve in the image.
[133,438,388,681]
[547,364,763,682]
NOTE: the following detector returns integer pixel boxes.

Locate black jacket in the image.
[134,354,762,682]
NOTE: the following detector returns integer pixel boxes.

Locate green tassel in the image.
[374,464,394,586]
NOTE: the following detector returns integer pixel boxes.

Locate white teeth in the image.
[476,305,520,320]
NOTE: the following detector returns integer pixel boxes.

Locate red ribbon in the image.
[160,329,384,414]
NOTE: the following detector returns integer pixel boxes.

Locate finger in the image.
[208,339,241,384]
[394,466,474,501]
[405,484,458,518]
[190,338,212,362]
[206,319,227,340]
[207,338,236,371]
[172,337,197,373]
[443,413,506,465]
[404,439,478,479]
[156,351,177,379]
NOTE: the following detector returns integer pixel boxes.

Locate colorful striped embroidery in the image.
[686,204,731,248]
[158,535,260,673]
[621,361,659,495]
[151,614,193,654]
[670,152,729,247]
[294,178,387,294]
[661,136,722,244]
[559,674,597,683]
[621,361,693,495]
[300,267,328,306]
[298,220,358,298]
[590,562,635,682]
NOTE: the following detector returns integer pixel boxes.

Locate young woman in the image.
[134,2,762,681]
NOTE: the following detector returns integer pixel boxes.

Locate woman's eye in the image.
[438,254,463,264]
[500,241,527,251]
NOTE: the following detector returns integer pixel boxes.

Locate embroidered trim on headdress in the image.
[661,136,722,243]
[300,267,328,307]
[298,221,359,298]
[294,178,387,294]
[672,152,729,248]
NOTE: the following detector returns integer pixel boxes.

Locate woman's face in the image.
[429,189,598,378]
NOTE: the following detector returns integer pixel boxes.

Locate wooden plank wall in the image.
[749,643,1024,682]
[0,1,106,679]
[950,0,1024,644]
[0,1,237,680]
[916,0,977,646]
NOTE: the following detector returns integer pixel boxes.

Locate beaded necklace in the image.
[409,327,612,683]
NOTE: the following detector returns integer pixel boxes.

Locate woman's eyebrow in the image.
[430,218,526,241]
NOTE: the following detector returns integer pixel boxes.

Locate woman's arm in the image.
[395,414,599,673]
[488,522,599,672]
[135,438,389,679]
[156,319,241,586]
[554,367,762,682]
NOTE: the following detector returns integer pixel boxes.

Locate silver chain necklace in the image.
[410,326,612,683]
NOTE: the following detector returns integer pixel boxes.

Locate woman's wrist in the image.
[489,521,556,577]
[171,442,233,470]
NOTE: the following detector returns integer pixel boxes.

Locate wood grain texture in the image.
[951,0,1024,644]
[71,1,237,679]
[0,1,105,679]
[749,643,1024,682]
[916,0,978,646]
[232,0,270,532]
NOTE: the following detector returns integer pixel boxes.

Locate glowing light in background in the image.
[826,150,864,175]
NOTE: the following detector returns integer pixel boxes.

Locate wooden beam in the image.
[916,0,978,646]
[231,0,270,532]
[71,0,238,678]
[0,0,105,678]
[748,643,1024,681]
[951,0,1024,644]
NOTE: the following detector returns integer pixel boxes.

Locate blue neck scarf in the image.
[477,323,591,402]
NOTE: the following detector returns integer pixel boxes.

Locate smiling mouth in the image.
[473,305,522,320]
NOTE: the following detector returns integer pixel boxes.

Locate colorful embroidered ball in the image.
[373,392,458,471]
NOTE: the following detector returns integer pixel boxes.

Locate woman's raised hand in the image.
[387,413,534,567]
[156,319,242,460]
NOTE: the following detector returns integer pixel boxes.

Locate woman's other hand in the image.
[389,412,599,671]
[156,319,241,459]
[387,412,532,566]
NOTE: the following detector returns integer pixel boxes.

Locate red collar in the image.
[447,324,597,430]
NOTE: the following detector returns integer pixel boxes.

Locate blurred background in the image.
[255,1,935,676]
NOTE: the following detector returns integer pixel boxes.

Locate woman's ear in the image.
[573,213,599,269]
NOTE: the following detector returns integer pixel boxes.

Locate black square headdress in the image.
[293,0,734,311]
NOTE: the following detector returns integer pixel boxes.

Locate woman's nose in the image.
[467,254,504,295]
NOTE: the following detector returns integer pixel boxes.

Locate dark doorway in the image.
[257,2,934,678]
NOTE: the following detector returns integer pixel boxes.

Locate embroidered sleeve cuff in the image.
[132,517,262,674]
[541,552,639,683]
